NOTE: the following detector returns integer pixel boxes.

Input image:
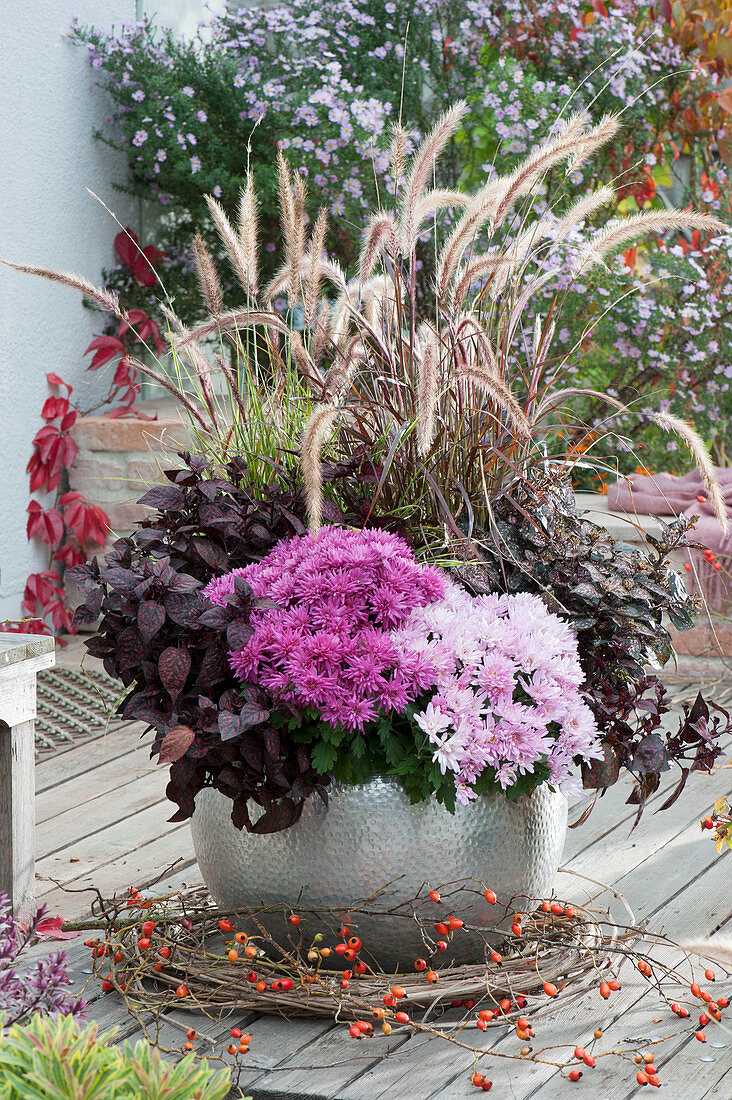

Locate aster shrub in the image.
[457,32,732,466]
[205,527,603,809]
[490,178,732,476]
[68,0,487,317]
[458,5,718,199]
[69,0,728,333]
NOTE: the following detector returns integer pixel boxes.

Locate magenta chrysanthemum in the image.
[204,526,445,730]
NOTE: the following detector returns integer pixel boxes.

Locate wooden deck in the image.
[32,682,732,1100]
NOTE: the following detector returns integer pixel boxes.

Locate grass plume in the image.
[2,261,125,319]
[652,412,729,534]
[301,404,339,533]
[8,105,728,550]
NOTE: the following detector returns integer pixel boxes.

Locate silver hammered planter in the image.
[191,778,567,969]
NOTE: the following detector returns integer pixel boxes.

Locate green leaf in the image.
[310,741,338,774]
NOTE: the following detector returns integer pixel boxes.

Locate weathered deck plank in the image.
[562,724,732,863]
[231,748,732,1098]
[37,822,195,917]
[36,765,178,858]
[36,741,154,825]
[35,722,150,794]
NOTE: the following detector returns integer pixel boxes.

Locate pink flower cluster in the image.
[202,527,445,731]
[203,527,601,799]
[398,582,602,802]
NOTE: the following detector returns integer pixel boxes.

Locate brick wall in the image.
[69,400,191,547]
[671,615,732,661]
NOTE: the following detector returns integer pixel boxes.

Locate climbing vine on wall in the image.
[2,230,166,637]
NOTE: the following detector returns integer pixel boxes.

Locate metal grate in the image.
[35,666,128,756]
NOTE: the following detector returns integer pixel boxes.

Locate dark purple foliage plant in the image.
[70,452,330,834]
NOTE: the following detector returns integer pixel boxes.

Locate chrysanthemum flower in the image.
[205,528,602,794]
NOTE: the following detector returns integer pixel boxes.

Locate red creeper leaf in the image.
[114,227,140,269]
[46,373,72,393]
[83,335,124,370]
[26,502,64,547]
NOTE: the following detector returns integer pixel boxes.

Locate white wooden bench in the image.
[0,634,55,916]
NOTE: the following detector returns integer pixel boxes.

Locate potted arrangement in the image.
[12,105,730,964]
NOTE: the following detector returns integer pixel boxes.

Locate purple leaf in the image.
[227,619,254,651]
[103,567,138,594]
[249,798,304,834]
[137,485,185,511]
[581,743,621,789]
[194,538,228,571]
[232,575,254,599]
[196,644,229,687]
[238,735,263,771]
[655,767,690,812]
[320,499,345,524]
[158,647,191,701]
[218,712,241,741]
[231,798,252,831]
[253,596,279,611]
[72,592,102,626]
[187,738,209,760]
[122,694,165,726]
[158,724,196,764]
[138,600,165,643]
[632,733,669,774]
[219,688,239,711]
[117,625,144,669]
[197,605,230,629]
[240,702,270,732]
[262,726,280,757]
[170,572,203,593]
[247,521,275,546]
[164,592,202,626]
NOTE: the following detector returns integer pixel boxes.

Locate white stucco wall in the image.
[0,0,234,623]
[154,0,228,38]
[0,2,138,621]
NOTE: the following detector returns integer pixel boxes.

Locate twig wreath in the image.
[66,873,731,1092]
